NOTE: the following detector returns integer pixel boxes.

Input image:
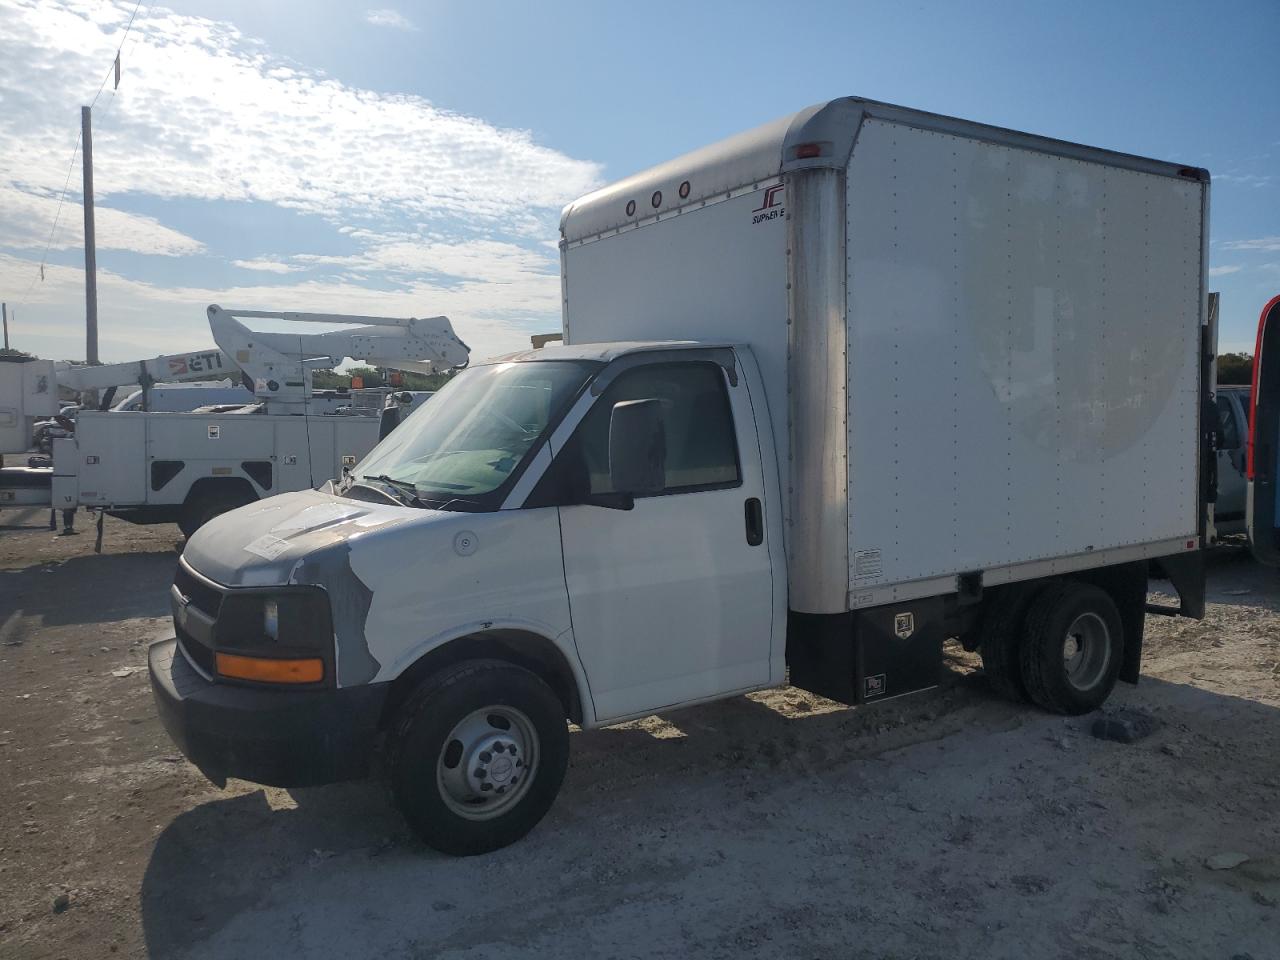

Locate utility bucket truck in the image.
[150,97,1212,856]
[0,305,468,537]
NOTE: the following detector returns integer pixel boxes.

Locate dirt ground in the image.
[0,499,1277,959]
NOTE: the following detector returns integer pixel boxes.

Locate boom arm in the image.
[207,305,470,414]
[56,349,238,405]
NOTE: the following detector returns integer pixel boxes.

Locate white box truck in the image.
[149,97,1212,856]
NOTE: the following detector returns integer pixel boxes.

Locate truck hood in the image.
[182,489,432,587]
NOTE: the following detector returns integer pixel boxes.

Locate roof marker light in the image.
[794,142,823,159]
[678,180,691,199]
[651,190,662,209]
[625,199,636,216]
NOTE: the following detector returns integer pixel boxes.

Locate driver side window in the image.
[570,362,741,498]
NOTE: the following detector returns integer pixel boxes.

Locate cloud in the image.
[1214,173,1274,188]
[1208,265,1243,277]
[0,185,203,256]
[0,1,601,363]
[293,237,559,285]
[0,251,558,365]
[0,1,601,224]
[231,258,301,274]
[1220,237,1280,253]
[365,9,418,31]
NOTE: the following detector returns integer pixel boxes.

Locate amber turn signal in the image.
[215,652,323,684]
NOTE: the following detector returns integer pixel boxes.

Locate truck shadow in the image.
[1201,547,1280,610]
[0,550,177,627]
[137,667,1279,959]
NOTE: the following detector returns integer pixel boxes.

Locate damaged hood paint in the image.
[182,489,432,587]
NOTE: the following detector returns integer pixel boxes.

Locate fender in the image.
[378,618,597,728]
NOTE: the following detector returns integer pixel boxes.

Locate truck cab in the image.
[151,342,785,855]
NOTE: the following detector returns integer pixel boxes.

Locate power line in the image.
[90,0,143,110]
[13,0,145,307]
[18,131,82,303]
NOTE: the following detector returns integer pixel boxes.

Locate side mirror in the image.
[609,398,666,496]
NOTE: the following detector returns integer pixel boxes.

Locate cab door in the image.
[1214,391,1247,533]
[1248,295,1280,564]
[554,355,776,722]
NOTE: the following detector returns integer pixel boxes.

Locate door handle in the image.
[744,497,763,546]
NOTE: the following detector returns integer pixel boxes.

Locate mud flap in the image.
[787,598,943,706]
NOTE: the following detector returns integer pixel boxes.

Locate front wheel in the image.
[388,659,569,856]
[1018,582,1124,715]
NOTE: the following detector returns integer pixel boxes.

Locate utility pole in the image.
[2,302,9,351]
[82,105,98,365]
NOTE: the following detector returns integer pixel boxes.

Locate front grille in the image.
[176,624,215,676]
[174,563,223,618]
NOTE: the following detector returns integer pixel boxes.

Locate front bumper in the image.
[148,638,388,788]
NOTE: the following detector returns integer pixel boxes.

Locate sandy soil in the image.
[0,501,1277,960]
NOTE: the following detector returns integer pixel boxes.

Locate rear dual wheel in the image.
[981,581,1123,715]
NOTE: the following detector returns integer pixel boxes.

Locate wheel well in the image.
[966,564,1147,678]
[184,476,258,509]
[381,630,584,728]
[962,562,1148,682]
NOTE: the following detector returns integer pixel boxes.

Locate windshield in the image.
[350,360,596,509]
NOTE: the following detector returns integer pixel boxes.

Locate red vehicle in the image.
[1247,294,1280,564]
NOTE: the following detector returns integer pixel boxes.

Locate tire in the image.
[977,587,1043,703]
[388,659,569,856]
[178,491,253,538]
[1018,582,1124,715]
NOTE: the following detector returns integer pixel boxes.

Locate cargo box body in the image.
[560,97,1208,615]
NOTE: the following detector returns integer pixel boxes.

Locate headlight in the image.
[263,599,279,641]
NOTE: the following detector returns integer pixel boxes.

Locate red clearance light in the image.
[678,180,691,199]
[651,190,663,208]
[625,199,636,216]
[794,142,823,159]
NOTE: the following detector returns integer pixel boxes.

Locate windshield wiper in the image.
[359,474,425,507]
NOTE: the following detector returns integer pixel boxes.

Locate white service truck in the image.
[0,306,468,537]
[150,97,1213,856]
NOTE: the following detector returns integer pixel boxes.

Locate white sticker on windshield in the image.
[244,533,292,560]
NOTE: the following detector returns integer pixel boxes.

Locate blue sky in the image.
[0,0,1276,363]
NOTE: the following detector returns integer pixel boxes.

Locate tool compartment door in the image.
[0,360,57,455]
[1248,295,1280,564]
[76,412,147,505]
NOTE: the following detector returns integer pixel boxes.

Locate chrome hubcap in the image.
[436,706,538,821]
[1062,612,1111,691]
